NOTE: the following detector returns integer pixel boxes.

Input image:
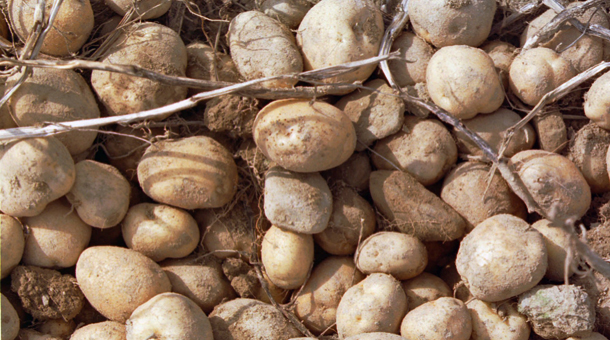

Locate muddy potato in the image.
[401,273,452,310]
[569,124,610,193]
[426,45,504,119]
[532,108,568,152]
[75,246,172,322]
[388,32,435,87]
[401,297,472,340]
[195,205,256,258]
[2,293,19,340]
[105,0,170,19]
[260,0,312,28]
[253,99,356,172]
[186,42,240,86]
[481,40,517,89]
[1,214,24,279]
[531,219,575,282]
[467,299,530,340]
[324,152,372,191]
[262,225,314,289]
[70,321,126,340]
[585,71,610,130]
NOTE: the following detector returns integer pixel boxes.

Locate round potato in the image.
[1,214,24,279]
[467,299,530,340]
[261,225,314,289]
[401,297,472,340]
[70,321,126,340]
[388,32,435,87]
[401,273,452,310]
[531,219,576,282]
[104,0,170,19]
[260,0,313,28]
[585,70,610,130]
[2,293,19,340]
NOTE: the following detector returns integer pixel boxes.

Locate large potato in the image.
[261,225,314,289]
[467,299,530,340]
[1,214,24,279]
[400,297,472,340]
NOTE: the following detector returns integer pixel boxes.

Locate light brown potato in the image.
[75,246,172,322]
[104,0,170,19]
[70,321,126,340]
[16,329,61,340]
[137,136,238,209]
[195,205,256,259]
[260,0,312,28]
[467,299,530,340]
[186,42,241,85]
[567,333,609,340]
[253,99,356,172]
[585,70,610,130]
[1,214,24,279]
[568,123,610,193]
[481,40,517,89]
[388,32,435,86]
[401,273,452,310]
[456,214,548,302]
[261,225,314,289]
[0,137,75,217]
[36,319,75,339]
[2,293,19,340]
[531,219,575,282]
[401,297,472,340]
[531,108,568,153]
[426,45,504,119]
[323,151,372,191]
[344,334,409,340]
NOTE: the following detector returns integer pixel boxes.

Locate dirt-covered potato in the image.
[355,232,427,280]
[456,214,548,302]
[70,321,126,340]
[91,22,187,118]
[388,32,435,86]
[401,273,452,310]
[2,293,19,340]
[297,0,384,85]
[585,71,610,130]
[253,99,356,172]
[408,0,496,48]
[294,256,365,334]
[481,40,517,89]
[0,137,75,217]
[104,0,170,19]
[531,219,575,282]
[337,273,408,337]
[186,42,241,85]
[75,246,172,322]
[467,299,530,340]
[569,123,610,193]
[324,152,372,191]
[1,214,24,279]
[401,297,472,340]
[137,136,238,209]
[532,108,568,152]
[195,205,256,258]
[260,0,312,28]
[261,225,314,289]
[372,116,457,186]
[426,45,504,119]
[9,0,93,56]
[509,150,591,221]
[509,47,576,105]
[228,11,303,88]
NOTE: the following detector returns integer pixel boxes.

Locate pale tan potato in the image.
[137,136,238,209]
[0,137,75,217]
[388,32,435,86]
[297,0,384,85]
[401,297,472,340]
[228,11,303,88]
[531,219,575,282]
[2,293,19,340]
[261,225,314,289]
[408,0,496,48]
[1,214,24,279]
[401,273,452,310]
[481,40,517,89]
[456,214,548,302]
[75,246,172,322]
[70,321,126,340]
[186,42,241,85]
[531,108,568,152]
[36,319,75,339]
[585,71,610,130]
[126,293,213,340]
[294,256,365,334]
[355,231,427,280]
[372,116,457,186]
[509,47,576,105]
[22,199,92,268]
[253,99,356,172]
[260,0,312,28]
[426,45,504,119]
[323,151,371,191]
[509,150,591,221]
[467,299,530,340]
[9,0,93,56]
[568,123,610,193]
[195,205,256,259]
[104,0,170,19]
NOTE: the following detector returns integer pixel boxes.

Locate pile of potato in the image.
[3,0,610,339]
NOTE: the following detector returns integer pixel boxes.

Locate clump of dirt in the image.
[587,222,610,260]
[221,257,288,304]
[204,95,259,139]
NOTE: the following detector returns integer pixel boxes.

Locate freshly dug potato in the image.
[355,232,427,280]
[372,116,457,186]
[456,214,548,302]
[400,297,472,340]
[186,42,241,85]
[401,273,452,310]
[408,0,496,48]
[105,0,170,19]
[509,47,576,105]
[195,205,256,258]
[294,256,365,334]
[137,136,238,209]
[531,219,575,282]
[467,299,530,340]
[9,0,93,56]
[481,40,517,89]
[324,152,372,191]
[531,107,568,152]
[22,199,92,268]
[0,137,75,217]
[253,99,356,172]
[585,71,610,130]
[1,214,24,279]
[70,321,126,340]
[126,293,213,340]
[509,150,591,221]
[260,0,313,28]
[426,45,504,119]
[91,22,187,118]
[261,225,314,289]
[336,273,408,337]
[2,293,19,340]
[264,166,332,234]
[569,123,610,193]
[75,246,172,322]
[297,0,384,85]
[388,32,435,87]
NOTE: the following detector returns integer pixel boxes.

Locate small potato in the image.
[105,0,170,19]
[70,321,126,340]
[467,299,530,340]
[531,108,568,152]
[388,32,435,87]
[260,0,312,28]
[481,40,517,89]
[36,319,75,339]
[2,293,19,340]
[261,225,314,289]
[585,71,610,130]
[323,152,371,191]
[401,273,452,310]
[253,99,356,172]
[426,45,504,119]
[122,203,200,262]
[568,123,610,193]
[1,214,24,279]
[355,232,427,280]
[186,42,241,85]
[531,219,575,282]
[228,11,303,88]
[16,329,61,340]
[400,297,472,340]
[195,205,256,258]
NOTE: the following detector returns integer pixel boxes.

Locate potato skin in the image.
[70,321,126,340]
[531,219,575,282]
[401,273,452,310]
[261,225,314,289]
[400,297,472,340]
[467,299,530,340]
[388,32,435,86]
[585,71,610,130]
[1,214,24,279]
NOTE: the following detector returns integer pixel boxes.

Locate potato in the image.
[91,22,187,118]
[439,262,474,303]
[297,0,384,85]
[186,42,241,85]
[400,297,472,340]
[531,219,575,282]
[1,214,24,279]
[126,293,213,340]
[261,225,314,289]
[531,108,568,152]
[456,214,548,302]
[137,136,238,209]
[509,47,576,105]
[408,0,496,48]
[567,333,609,340]
[401,273,452,310]
[228,11,303,88]
[75,246,172,322]
[221,257,290,304]
[253,99,356,172]
[0,137,75,217]
[70,321,126,340]
[355,232,427,280]
[585,71,610,130]
[22,199,92,268]
[16,329,61,340]
[481,40,517,89]
[336,273,408,337]
[104,0,170,19]
[8,0,93,56]
[467,299,530,340]
[426,45,504,119]
[195,205,256,258]
[344,333,409,340]
[388,32,435,87]
[568,123,610,193]
[294,256,365,334]
[509,150,591,221]
[36,319,75,339]
[324,151,372,191]
[372,116,457,186]
[2,293,19,340]
[260,0,312,28]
